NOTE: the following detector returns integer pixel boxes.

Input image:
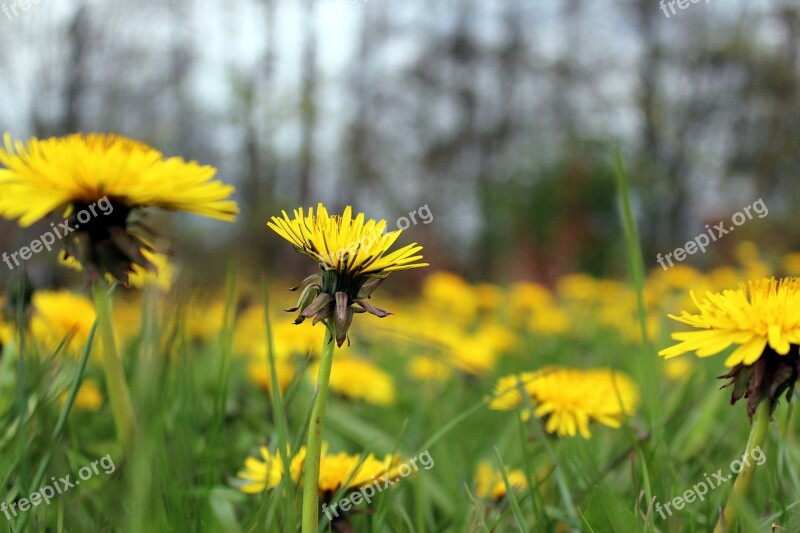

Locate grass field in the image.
[1,160,799,533]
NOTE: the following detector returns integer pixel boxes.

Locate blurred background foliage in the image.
[0,0,798,288]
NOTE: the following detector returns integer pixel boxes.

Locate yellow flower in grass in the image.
[408,356,451,382]
[247,359,297,394]
[234,306,321,360]
[182,297,226,343]
[60,379,103,412]
[659,278,800,413]
[0,306,10,349]
[528,305,571,335]
[422,272,478,325]
[309,356,396,405]
[31,291,96,357]
[489,367,639,438]
[510,282,554,313]
[237,445,400,497]
[782,253,800,276]
[664,358,693,381]
[0,133,237,283]
[474,461,527,501]
[268,204,427,346]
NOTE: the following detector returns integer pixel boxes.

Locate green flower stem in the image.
[714,401,770,533]
[92,280,137,452]
[301,321,335,533]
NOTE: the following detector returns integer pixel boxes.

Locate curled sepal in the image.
[289,274,323,292]
[286,281,321,313]
[333,291,354,347]
[357,276,386,300]
[353,299,392,318]
[296,292,334,325]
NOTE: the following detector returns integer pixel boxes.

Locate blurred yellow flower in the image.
[237,445,400,496]
[183,297,227,343]
[0,133,237,283]
[528,305,571,335]
[31,291,96,356]
[309,356,396,406]
[60,379,103,412]
[247,359,297,394]
[408,356,451,382]
[474,283,503,314]
[422,272,477,325]
[664,358,693,381]
[0,305,10,348]
[489,367,639,438]
[474,461,527,501]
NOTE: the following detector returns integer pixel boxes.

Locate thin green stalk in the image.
[92,280,137,452]
[714,402,770,533]
[16,317,98,531]
[260,281,296,532]
[301,321,335,533]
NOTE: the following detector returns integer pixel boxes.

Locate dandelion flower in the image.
[236,445,401,497]
[659,278,800,414]
[408,356,451,382]
[474,461,527,501]
[247,360,297,394]
[309,356,396,406]
[268,203,428,346]
[60,379,103,412]
[31,291,97,357]
[0,133,237,283]
[489,367,639,438]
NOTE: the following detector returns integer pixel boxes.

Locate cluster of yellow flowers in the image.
[4,133,800,529]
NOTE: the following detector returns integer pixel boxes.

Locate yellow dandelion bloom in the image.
[0,305,10,348]
[269,204,427,276]
[421,272,478,325]
[489,367,639,438]
[309,356,396,406]
[510,282,554,314]
[247,359,297,394]
[782,253,800,276]
[659,278,800,367]
[528,305,571,335]
[660,278,800,413]
[183,297,227,343]
[237,445,400,497]
[0,133,237,225]
[474,461,527,501]
[268,204,427,346]
[60,379,104,412]
[31,291,97,356]
[664,358,693,381]
[408,357,451,382]
[0,133,237,283]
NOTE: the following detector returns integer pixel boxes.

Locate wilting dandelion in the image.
[659,277,800,531]
[489,367,639,439]
[267,203,426,532]
[0,133,238,451]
